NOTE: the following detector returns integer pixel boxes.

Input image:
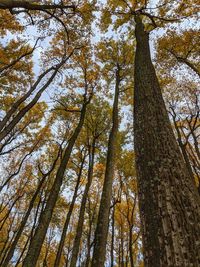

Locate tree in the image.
[156,29,200,77]
[1,0,200,266]
[22,48,96,267]
[91,39,134,266]
[134,13,200,267]
[100,0,200,265]
[69,97,110,267]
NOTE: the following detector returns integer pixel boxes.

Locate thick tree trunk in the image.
[91,66,120,267]
[54,154,86,267]
[69,139,96,267]
[22,101,89,267]
[134,15,200,266]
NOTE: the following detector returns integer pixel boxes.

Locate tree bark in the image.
[22,100,89,267]
[91,66,120,267]
[134,15,200,266]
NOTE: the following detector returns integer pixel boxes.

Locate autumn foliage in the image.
[0,1,199,267]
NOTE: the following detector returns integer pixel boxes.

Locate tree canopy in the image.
[0,1,199,266]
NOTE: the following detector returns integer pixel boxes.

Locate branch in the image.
[0,0,75,12]
[0,38,40,74]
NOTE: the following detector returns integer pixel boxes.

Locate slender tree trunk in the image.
[118,243,121,267]
[54,155,86,267]
[91,66,120,267]
[2,153,59,267]
[84,222,92,267]
[69,139,96,267]
[110,206,115,267]
[171,113,195,181]
[120,228,124,267]
[22,101,89,267]
[2,177,45,267]
[134,15,200,266]
[129,225,134,267]
[0,61,66,142]
[170,50,200,78]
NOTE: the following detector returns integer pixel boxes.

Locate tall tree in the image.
[100,1,200,265]
[133,14,200,266]
[91,39,134,266]
[22,49,96,266]
[69,97,110,267]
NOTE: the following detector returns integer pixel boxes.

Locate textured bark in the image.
[91,66,120,267]
[69,139,96,267]
[22,101,89,267]
[54,154,86,267]
[134,16,200,266]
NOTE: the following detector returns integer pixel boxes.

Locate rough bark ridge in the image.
[134,16,200,266]
[91,66,120,267]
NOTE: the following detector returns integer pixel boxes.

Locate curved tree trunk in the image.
[134,15,200,266]
[91,65,120,267]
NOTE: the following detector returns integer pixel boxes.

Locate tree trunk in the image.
[170,51,200,78]
[129,226,134,267]
[22,101,89,267]
[91,66,120,267]
[54,154,86,267]
[84,220,92,267]
[69,139,96,267]
[110,206,115,267]
[134,15,200,266]
[171,112,195,181]
[0,61,65,142]
[120,227,124,267]
[2,174,46,267]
